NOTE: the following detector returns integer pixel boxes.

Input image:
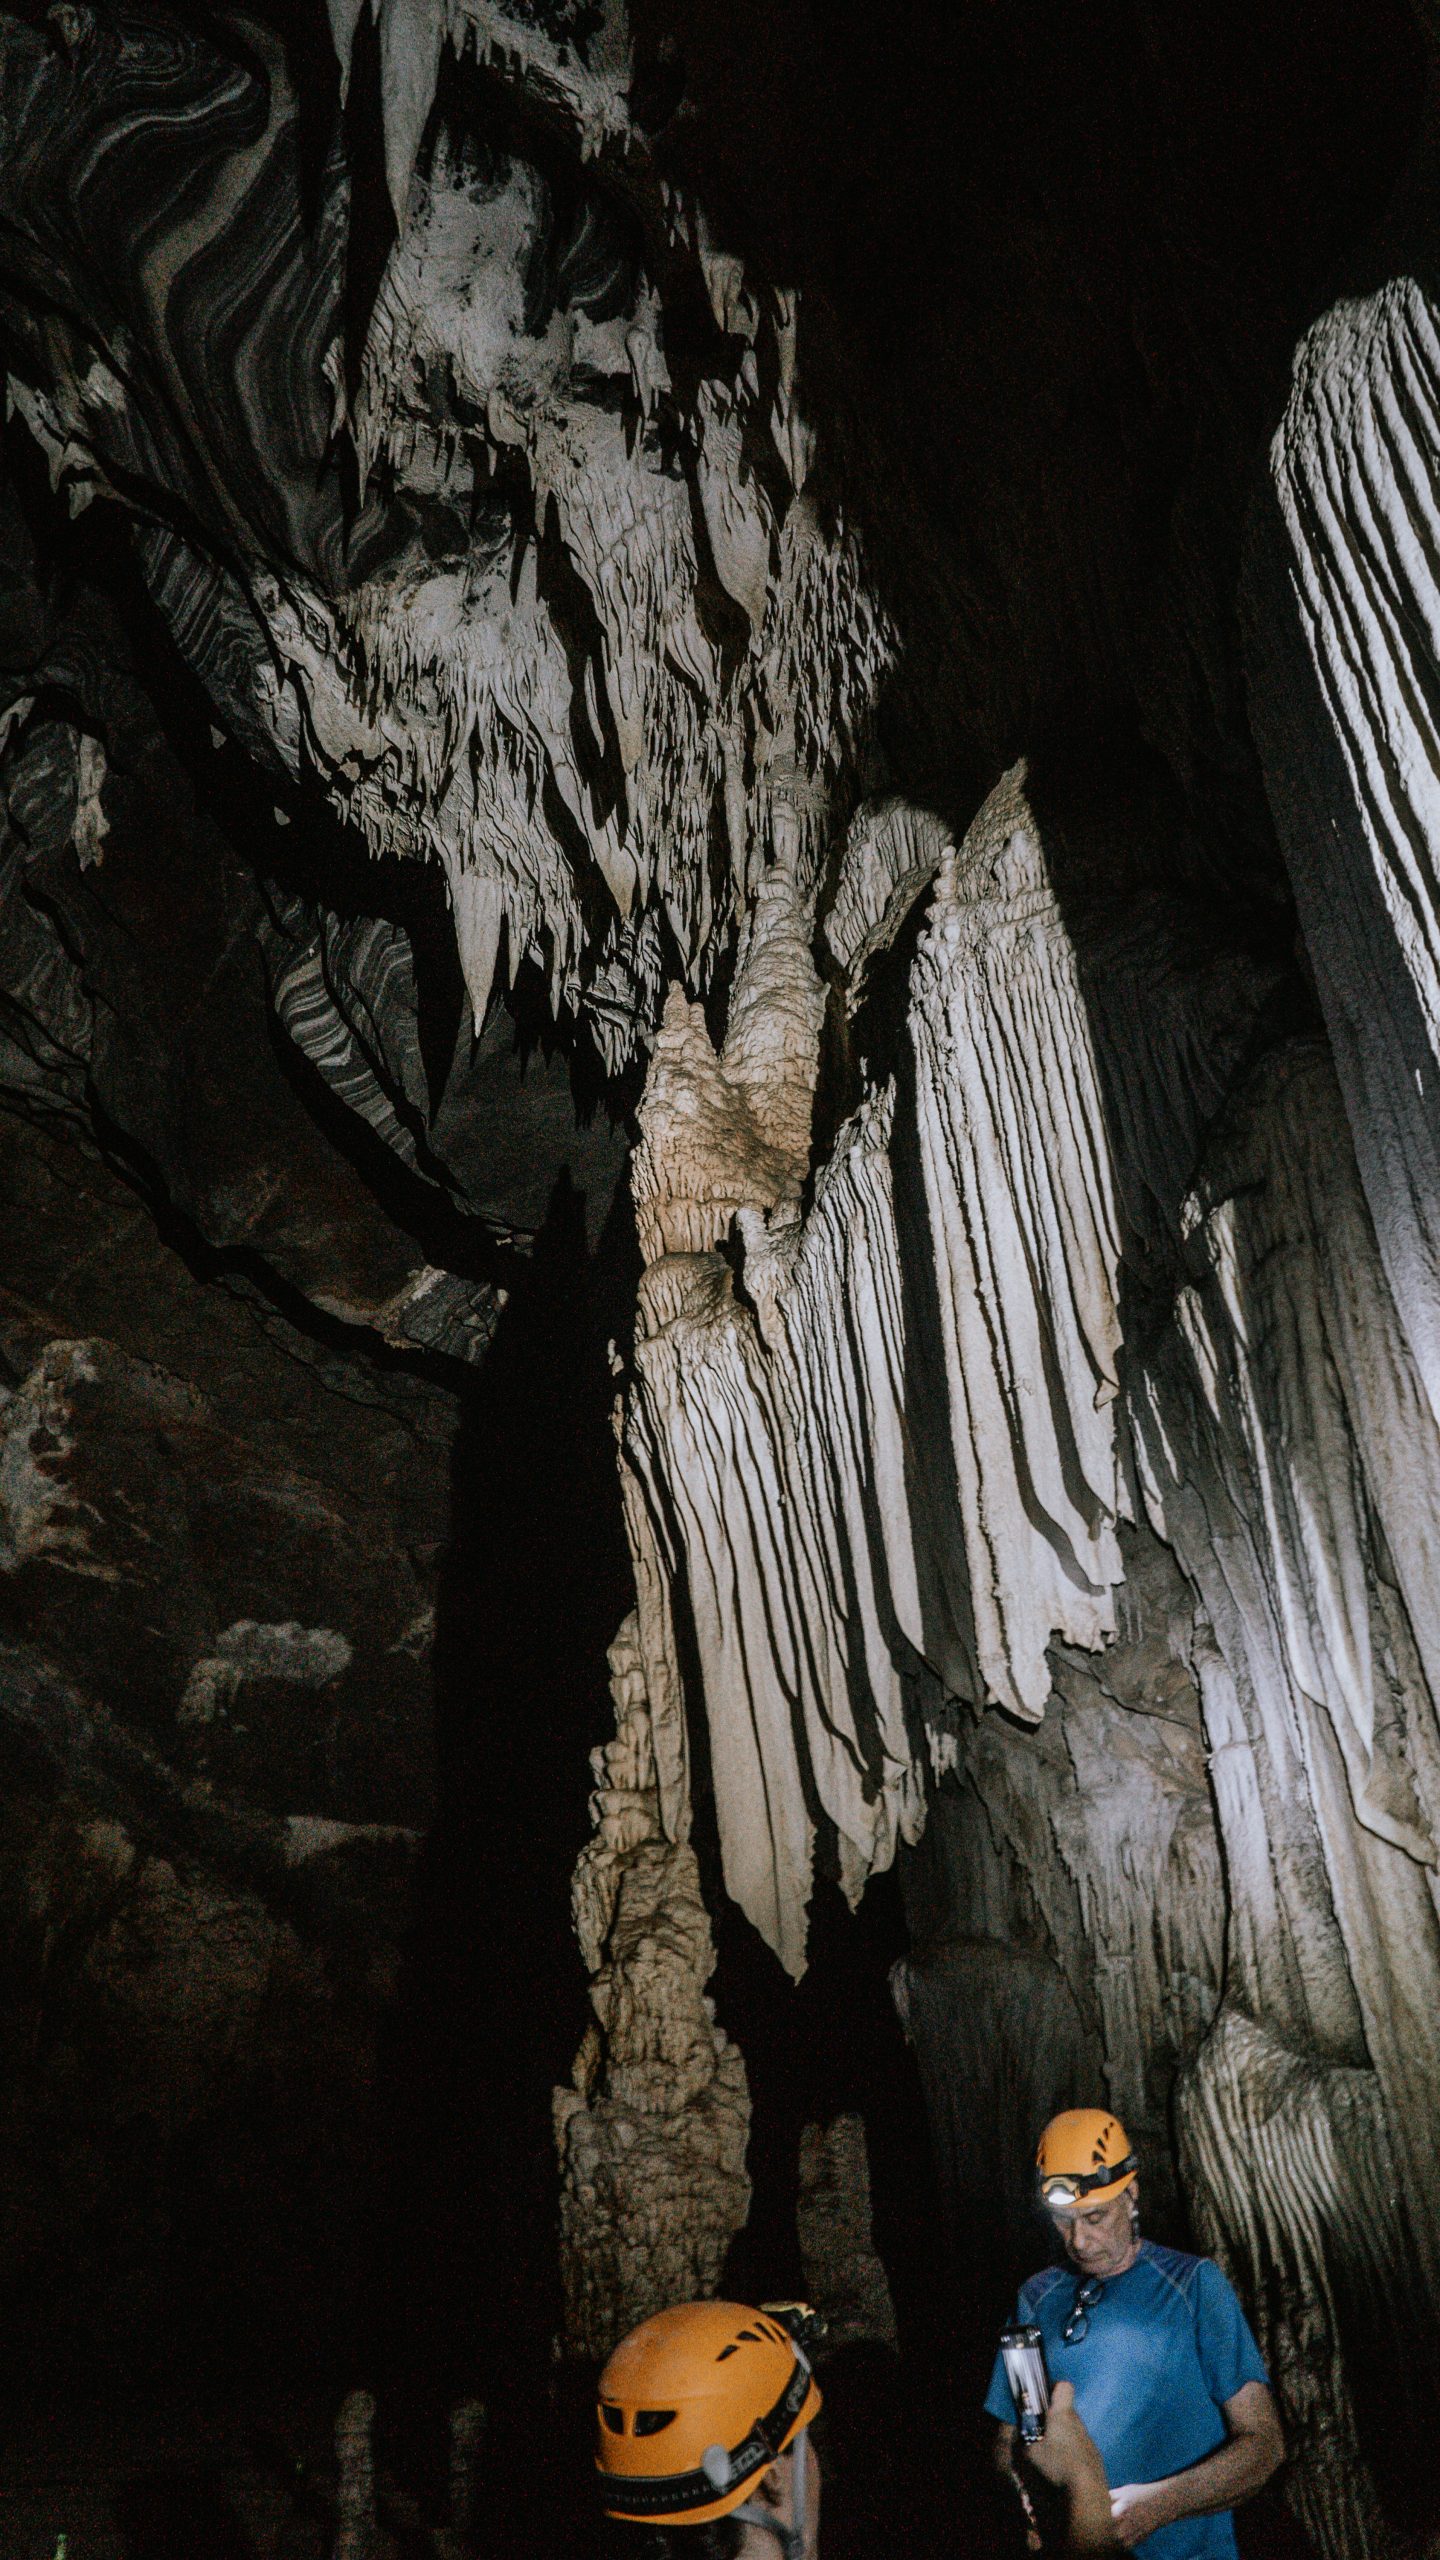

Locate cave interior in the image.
[0,0,1438,2553]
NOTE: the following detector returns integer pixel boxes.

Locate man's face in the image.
[1049,2185,1140,2279]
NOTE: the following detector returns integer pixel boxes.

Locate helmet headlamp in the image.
[1040,2151,1138,2208]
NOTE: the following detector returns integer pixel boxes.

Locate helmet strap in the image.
[732,2428,810,2560]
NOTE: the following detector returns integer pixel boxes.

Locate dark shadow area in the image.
[632,0,1424,854]
[701,1865,978,2560]
[111,2467,251,2560]
[360,1169,636,2416]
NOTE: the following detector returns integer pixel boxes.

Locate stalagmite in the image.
[554,1612,751,2357]
[796,2114,899,2352]
[334,2389,381,2560]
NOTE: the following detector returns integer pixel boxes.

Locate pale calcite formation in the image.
[822,795,952,1010]
[1249,278,1440,1433]
[554,1612,751,2358]
[1135,1043,1440,2316]
[247,63,889,1061]
[327,0,635,209]
[7,4,890,1066]
[1178,2014,1403,2560]
[623,766,1136,1969]
[909,763,1128,1717]
[630,860,828,1265]
[624,857,932,1975]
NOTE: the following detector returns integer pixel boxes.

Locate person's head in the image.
[1036,2109,1141,2280]
[595,2301,822,2560]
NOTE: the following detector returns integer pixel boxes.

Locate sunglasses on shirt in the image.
[1062,2277,1105,2345]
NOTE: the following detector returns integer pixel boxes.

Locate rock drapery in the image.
[617,761,1246,1972]
[622,854,933,1977]
[1247,278,1440,1436]
[906,768,1128,1716]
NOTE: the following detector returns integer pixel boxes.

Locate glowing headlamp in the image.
[1039,2153,1138,2208]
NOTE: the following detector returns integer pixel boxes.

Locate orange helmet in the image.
[596,2300,822,2526]
[1037,2108,1139,2209]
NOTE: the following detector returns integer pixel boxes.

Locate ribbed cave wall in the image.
[1,2,1440,2554]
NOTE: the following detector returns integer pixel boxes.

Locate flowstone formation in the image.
[3,3,1440,2553]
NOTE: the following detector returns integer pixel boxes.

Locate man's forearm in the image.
[1151,2424,1280,2525]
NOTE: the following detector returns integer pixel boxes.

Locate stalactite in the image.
[623,859,933,1974]
[0,5,892,1059]
[1247,276,1440,1436]
[287,142,893,1052]
[1134,1038,1440,2553]
[907,763,1128,1715]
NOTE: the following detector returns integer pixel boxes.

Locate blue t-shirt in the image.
[984,2242,1269,2559]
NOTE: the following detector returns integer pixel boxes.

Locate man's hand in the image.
[1109,2481,1177,2546]
[1108,2380,1284,2544]
[1026,2382,1100,2493]
[1026,2383,1119,2551]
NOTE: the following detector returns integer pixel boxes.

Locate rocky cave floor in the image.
[0,2365,1331,2560]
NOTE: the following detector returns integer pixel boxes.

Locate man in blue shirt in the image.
[985,2109,1284,2554]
